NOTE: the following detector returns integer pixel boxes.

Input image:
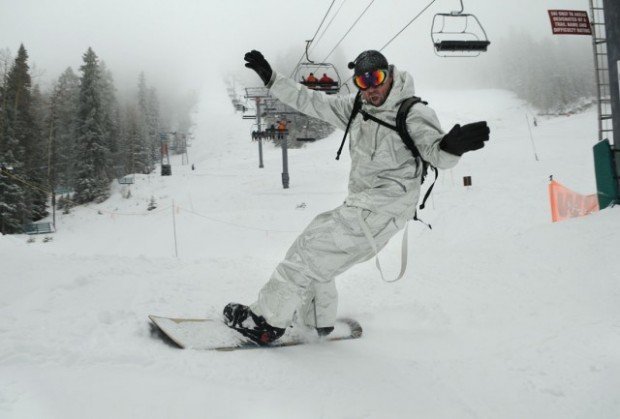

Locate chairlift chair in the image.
[250,122,274,141]
[118,175,135,185]
[296,121,316,142]
[293,40,342,94]
[431,0,490,57]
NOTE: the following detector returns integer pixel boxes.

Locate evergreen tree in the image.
[484,31,594,113]
[98,61,121,176]
[48,67,80,191]
[146,86,161,165]
[137,72,159,172]
[122,104,150,174]
[0,45,44,233]
[0,48,12,147]
[26,84,49,220]
[0,165,24,234]
[73,47,110,204]
[176,89,198,136]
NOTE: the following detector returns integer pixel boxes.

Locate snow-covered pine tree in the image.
[176,89,198,139]
[0,49,22,234]
[98,62,121,177]
[137,72,160,173]
[122,104,149,175]
[146,86,161,167]
[48,67,80,191]
[0,45,42,233]
[73,47,110,204]
[0,166,25,234]
[485,31,594,113]
[0,48,12,141]
[26,84,49,221]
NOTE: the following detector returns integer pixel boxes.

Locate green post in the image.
[593,139,620,208]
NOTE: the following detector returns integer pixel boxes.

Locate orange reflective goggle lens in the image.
[353,69,387,90]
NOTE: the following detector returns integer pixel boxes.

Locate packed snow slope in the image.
[1,87,619,419]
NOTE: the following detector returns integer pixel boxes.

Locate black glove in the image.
[440,121,490,156]
[244,50,273,86]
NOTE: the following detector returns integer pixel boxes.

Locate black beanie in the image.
[348,50,389,76]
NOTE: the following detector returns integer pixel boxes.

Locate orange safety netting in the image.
[548,180,599,222]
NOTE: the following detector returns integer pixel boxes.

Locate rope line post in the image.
[525,113,540,161]
[172,200,179,257]
[257,98,264,168]
[282,129,289,189]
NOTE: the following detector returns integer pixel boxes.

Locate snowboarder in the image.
[224,50,490,345]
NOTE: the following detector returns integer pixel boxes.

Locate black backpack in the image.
[335,92,439,216]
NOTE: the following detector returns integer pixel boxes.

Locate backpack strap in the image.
[358,109,397,131]
[350,96,426,162]
[335,91,363,160]
[395,96,438,213]
[335,94,438,214]
[395,96,424,159]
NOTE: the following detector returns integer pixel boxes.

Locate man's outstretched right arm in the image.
[244,50,353,131]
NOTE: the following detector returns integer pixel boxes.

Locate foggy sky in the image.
[1,0,594,110]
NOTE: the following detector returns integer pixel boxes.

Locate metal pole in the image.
[525,113,539,161]
[51,191,56,230]
[590,0,604,142]
[602,0,620,194]
[281,130,289,188]
[171,200,178,257]
[256,98,264,168]
[47,119,56,230]
[162,133,165,166]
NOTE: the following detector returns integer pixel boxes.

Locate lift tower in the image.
[590,0,620,207]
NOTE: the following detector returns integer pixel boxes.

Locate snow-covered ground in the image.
[1,88,619,419]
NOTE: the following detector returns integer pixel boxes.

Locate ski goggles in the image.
[353,69,388,90]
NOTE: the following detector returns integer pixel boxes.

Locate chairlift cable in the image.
[310,0,348,54]
[379,0,437,52]
[320,0,376,64]
[341,0,437,87]
[288,0,338,78]
[310,0,338,44]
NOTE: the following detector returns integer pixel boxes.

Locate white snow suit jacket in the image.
[267,66,460,219]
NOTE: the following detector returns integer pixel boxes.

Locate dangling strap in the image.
[418,166,439,210]
[336,92,362,160]
[357,208,409,283]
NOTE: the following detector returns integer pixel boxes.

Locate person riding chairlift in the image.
[277,119,287,139]
[306,73,318,84]
[319,73,334,84]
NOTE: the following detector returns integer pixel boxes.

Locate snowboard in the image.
[148,314,362,351]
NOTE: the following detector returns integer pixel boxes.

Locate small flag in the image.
[548,180,599,222]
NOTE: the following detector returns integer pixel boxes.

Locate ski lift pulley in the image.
[431,0,490,57]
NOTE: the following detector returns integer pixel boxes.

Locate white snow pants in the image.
[250,205,406,329]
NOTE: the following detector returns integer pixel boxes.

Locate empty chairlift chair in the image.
[431,0,490,57]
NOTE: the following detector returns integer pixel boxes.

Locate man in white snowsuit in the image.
[224,50,489,345]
